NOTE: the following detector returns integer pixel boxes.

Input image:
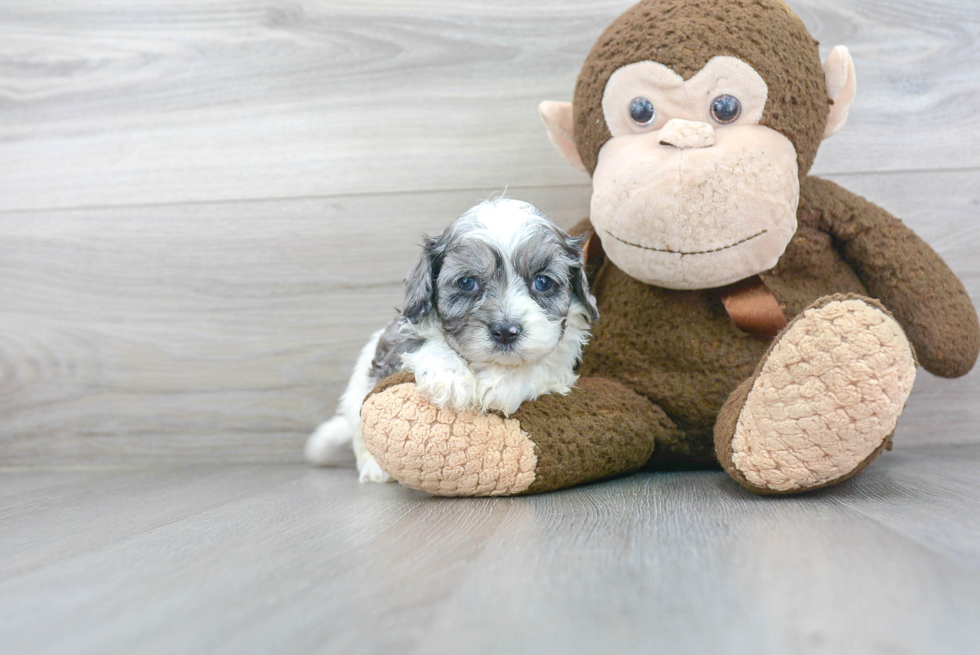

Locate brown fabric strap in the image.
[718,275,787,338]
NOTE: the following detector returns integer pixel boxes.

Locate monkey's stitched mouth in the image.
[607,229,768,255]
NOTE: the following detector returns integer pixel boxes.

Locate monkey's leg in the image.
[715,294,917,495]
[360,373,677,496]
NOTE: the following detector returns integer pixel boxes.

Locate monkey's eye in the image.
[710,95,741,124]
[629,97,656,126]
[532,275,555,293]
[456,277,479,293]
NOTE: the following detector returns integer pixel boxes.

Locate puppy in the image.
[304,198,599,482]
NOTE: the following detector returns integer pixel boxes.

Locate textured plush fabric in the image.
[714,377,893,496]
[574,197,861,465]
[722,295,916,492]
[600,58,770,139]
[512,377,669,494]
[539,100,586,171]
[588,116,800,289]
[801,177,980,378]
[571,176,976,470]
[821,46,856,138]
[574,0,828,176]
[361,374,670,495]
[657,118,717,149]
[361,378,538,497]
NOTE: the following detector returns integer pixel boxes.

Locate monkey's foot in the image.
[715,295,917,494]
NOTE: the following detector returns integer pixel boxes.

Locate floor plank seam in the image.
[2,164,976,216]
[0,182,594,216]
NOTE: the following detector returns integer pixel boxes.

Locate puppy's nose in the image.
[658,118,715,149]
[489,323,522,345]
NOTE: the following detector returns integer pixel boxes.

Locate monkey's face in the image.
[540,0,857,291]
[589,57,799,290]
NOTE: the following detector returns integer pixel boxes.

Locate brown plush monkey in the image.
[359,0,979,496]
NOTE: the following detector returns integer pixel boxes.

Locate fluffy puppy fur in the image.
[305,198,599,482]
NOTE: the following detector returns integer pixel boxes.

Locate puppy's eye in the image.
[710,95,741,124]
[456,276,479,293]
[532,275,555,293]
[629,97,656,126]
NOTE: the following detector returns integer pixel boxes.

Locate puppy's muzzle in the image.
[489,322,522,345]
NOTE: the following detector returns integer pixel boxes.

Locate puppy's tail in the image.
[304,416,355,466]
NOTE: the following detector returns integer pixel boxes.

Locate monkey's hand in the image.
[806,176,979,378]
[359,372,671,496]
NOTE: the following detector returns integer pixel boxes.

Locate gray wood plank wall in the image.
[1,0,978,464]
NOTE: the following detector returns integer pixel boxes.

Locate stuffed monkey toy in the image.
[358,0,979,496]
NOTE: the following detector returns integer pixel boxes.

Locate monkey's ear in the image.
[822,46,857,139]
[539,101,587,172]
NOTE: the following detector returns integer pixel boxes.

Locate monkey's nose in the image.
[489,323,522,345]
[658,119,716,149]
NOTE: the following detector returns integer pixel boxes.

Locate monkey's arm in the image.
[803,176,979,377]
[359,372,674,496]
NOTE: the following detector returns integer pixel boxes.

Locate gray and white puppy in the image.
[305,198,599,483]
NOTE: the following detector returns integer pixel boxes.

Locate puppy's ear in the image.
[566,234,599,322]
[402,234,443,323]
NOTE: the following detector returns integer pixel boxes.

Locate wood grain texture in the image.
[1,446,979,654]
[0,0,978,210]
[0,465,302,579]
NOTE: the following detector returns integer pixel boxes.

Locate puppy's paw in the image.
[305,416,355,466]
[415,366,479,411]
[358,455,393,484]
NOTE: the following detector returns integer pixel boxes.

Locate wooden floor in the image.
[2,444,979,655]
